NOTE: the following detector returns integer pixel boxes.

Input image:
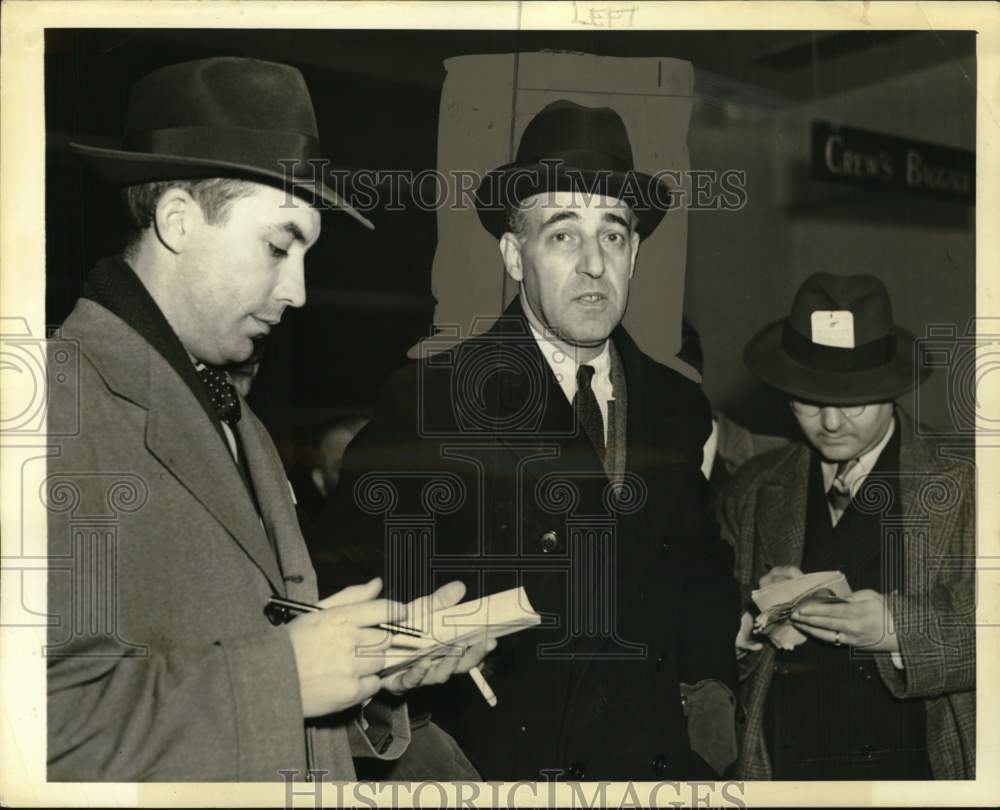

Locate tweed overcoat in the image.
[718,412,976,779]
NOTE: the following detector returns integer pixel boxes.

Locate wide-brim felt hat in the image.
[744,272,930,405]
[70,57,372,229]
[474,100,672,240]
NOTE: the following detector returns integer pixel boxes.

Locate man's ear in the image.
[499,232,524,283]
[628,232,641,279]
[153,187,203,255]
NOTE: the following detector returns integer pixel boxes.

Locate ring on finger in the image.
[834,631,842,647]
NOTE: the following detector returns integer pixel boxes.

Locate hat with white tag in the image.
[743,272,930,404]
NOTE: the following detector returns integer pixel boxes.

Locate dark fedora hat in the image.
[474,100,672,239]
[744,272,930,404]
[71,57,372,229]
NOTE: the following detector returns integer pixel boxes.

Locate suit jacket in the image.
[46,298,408,781]
[325,297,740,780]
[718,411,976,779]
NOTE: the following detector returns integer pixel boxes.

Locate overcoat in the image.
[46,298,409,781]
[718,412,976,779]
[325,297,740,780]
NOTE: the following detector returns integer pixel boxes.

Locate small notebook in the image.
[379,586,542,676]
[751,571,852,647]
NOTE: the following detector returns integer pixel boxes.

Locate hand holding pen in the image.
[283,577,405,718]
[276,578,497,717]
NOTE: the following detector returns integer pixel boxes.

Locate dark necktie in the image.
[196,364,242,427]
[827,458,859,526]
[574,364,606,459]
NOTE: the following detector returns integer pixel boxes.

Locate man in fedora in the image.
[720,272,975,779]
[46,57,489,781]
[326,99,740,780]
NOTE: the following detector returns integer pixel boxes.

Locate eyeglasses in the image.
[790,401,867,418]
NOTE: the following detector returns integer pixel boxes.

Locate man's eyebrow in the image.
[538,211,579,230]
[272,222,308,243]
[602,212,632,230]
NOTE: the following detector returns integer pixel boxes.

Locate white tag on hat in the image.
[811,310,855,348]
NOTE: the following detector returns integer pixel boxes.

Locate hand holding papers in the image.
[751,571,852,650]
[381,587,542,692]
[268,584,541,708]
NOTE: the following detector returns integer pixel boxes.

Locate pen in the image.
[264,594,498,707]
[265,595,426,637]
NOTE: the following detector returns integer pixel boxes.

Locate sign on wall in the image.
[811,121,974,203]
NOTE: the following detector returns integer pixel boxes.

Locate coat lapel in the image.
[65,300,284,592]
[143,362,285,592]
[238,409,319,601]
[491,299,604,473]
[604,339,628,490]
[756,446,812,570]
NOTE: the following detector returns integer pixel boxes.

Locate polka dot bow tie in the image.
[196,364,242,427]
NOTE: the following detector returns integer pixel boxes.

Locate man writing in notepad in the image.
[47,57,487,781]
[720,272,975,780]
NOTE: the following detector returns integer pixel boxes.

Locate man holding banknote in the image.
[721,272,975,779]
[46,56,487,782]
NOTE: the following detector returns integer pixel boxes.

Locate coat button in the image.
[566,762,586,780]
[652,754,669,775]
[655,656,665,672]
[660,542,670,558]
[540,530,559,553]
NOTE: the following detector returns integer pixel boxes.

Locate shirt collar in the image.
[527,321,613,404]
[821,416,895,493]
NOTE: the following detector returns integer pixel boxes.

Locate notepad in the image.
[751,571,852,648]
[378,586,542,676]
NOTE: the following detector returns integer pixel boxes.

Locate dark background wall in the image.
[45,29,975,466]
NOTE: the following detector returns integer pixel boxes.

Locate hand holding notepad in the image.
[380,586,542,675]
[751,571,852,650]
[266,584,541,709]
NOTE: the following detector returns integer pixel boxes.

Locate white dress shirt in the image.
[820,417,895,525]
[528,323,613,443]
